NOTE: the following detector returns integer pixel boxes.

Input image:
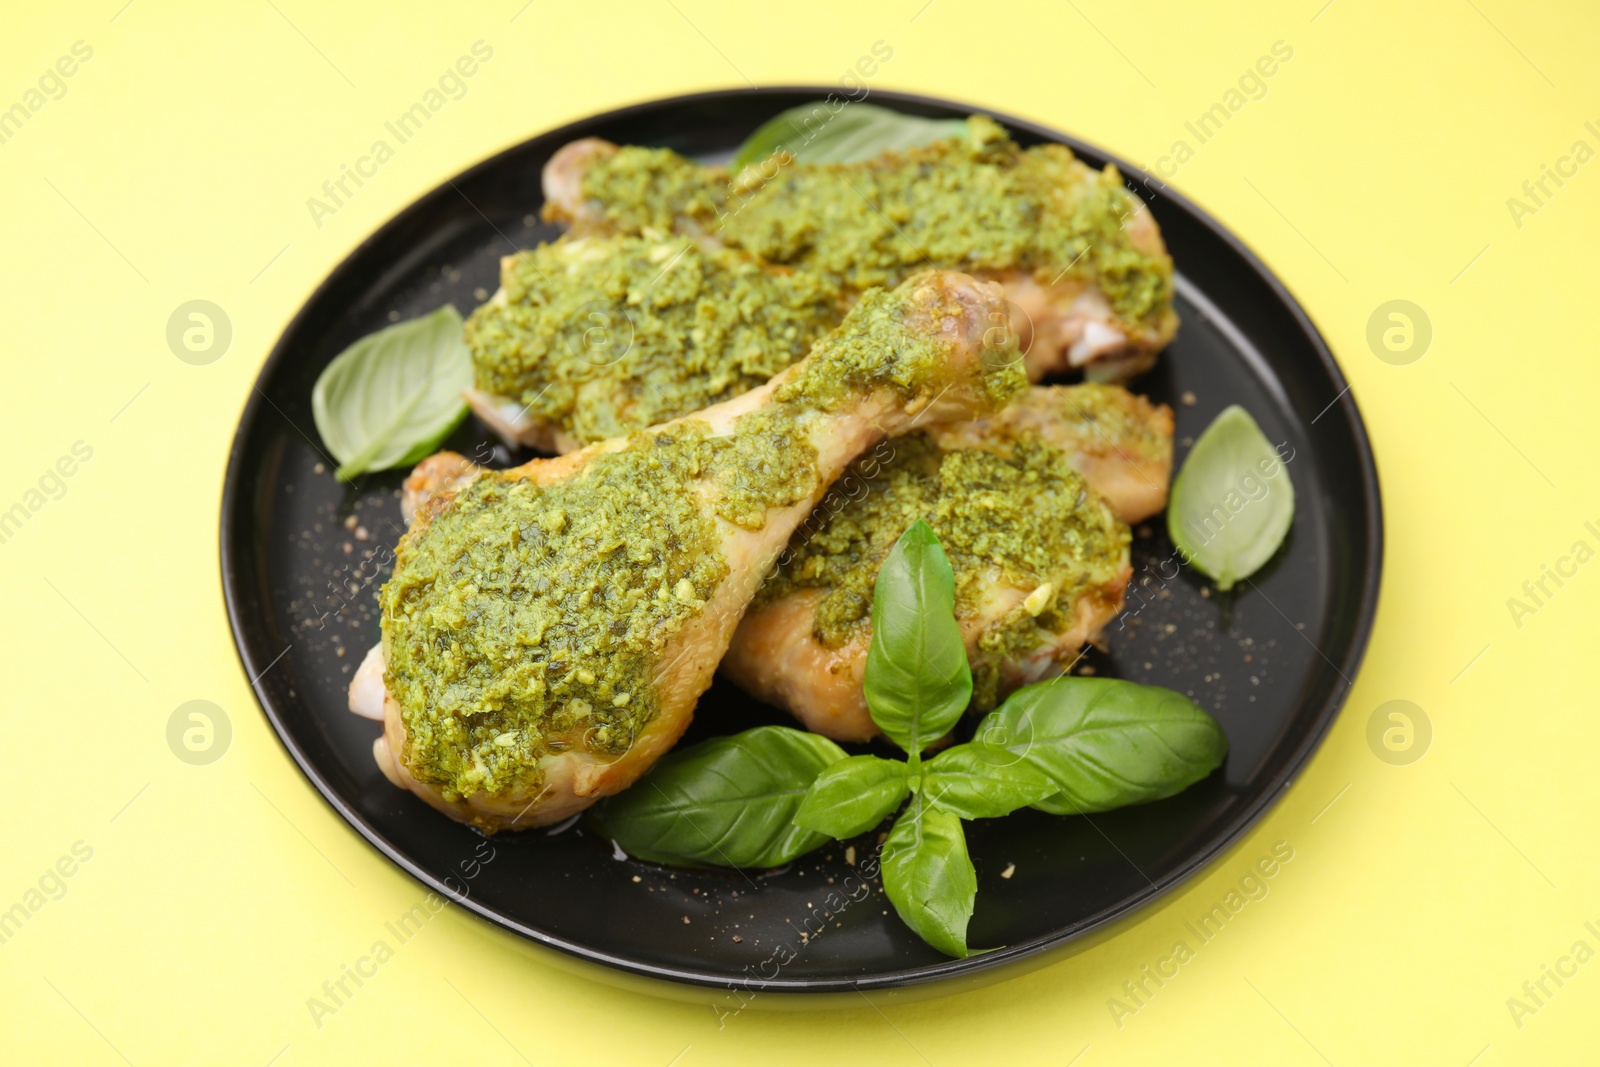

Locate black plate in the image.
[221,88,1381,1000]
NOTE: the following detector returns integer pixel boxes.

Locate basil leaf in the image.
[794,755,910,839]
[588,726,845,869]
[881,796,976,958]
[920,744,1058,821]
[732,102,969,172]
[1167,405,1294,590]
[864,520,973,756]
[311,305,473,482]
[975,677,1227,815]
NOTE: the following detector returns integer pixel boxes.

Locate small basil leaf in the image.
[1167,405,1294,590]
[794,755,910,839]
[311,305,473,482]
[881,796,976,958]
[920,744,1058,821]
[975,676,1227,815]
[864,520,972,755]
[588,726,845,869]
[731,102,969,172]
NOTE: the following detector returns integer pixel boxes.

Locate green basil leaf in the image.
[920,744,1058,821]
[975,676,1227,815]
[881,796,975,958]
[1167,405,1294,590]
[731,102,969,172]
[864,520,973,756]
[588,726,845,869]
[794,754,910,839]
[311,305,473,482]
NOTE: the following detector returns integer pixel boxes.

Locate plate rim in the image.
[219,84,1384,996]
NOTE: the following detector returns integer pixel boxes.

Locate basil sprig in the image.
[880,795,975,959]
[590,726,846,869]
[798,521,1227,957]
[794,755,910,839]
[311,305,473,482]
[919,744,1057,821]
[862,520,971,756]
[793,520,1069,956]
[731,102,968,173]
[974,677,1228,815]
[588,521,1228,959]
[1167,405,1295,590]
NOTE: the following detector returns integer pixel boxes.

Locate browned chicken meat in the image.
[719,384,1172,742]
[543,115,1177,385]
[347,271,1025,830]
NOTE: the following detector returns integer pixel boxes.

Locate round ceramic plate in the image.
[221,88,1382,998]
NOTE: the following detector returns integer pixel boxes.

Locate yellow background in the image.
[3,1,1595,1063]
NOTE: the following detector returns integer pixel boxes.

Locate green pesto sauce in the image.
[581,151,720,238]
[774,282,1023,414]
[381,418,825,801]
[465,236,847,444]
[576,116,1172,325]
[701,409,820,530]
[1052,382,1169,457]
[762,433,1129,708]
[381,433,729,801]
[381,276,1013,800]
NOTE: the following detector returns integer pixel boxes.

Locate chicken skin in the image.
[719,385,1166,742]
[542,114,1178,384]
[348,271,1025,830]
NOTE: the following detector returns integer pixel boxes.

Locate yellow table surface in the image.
[4,1,1596,1063]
